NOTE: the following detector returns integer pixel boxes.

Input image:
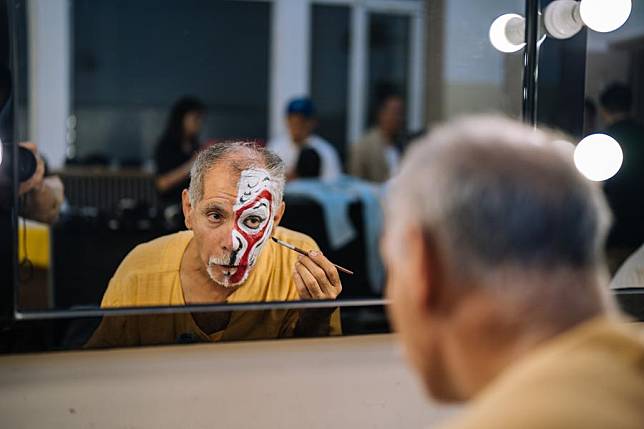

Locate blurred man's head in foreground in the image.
[383,116,613,402]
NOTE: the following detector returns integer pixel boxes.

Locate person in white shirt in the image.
[268,97,342,182]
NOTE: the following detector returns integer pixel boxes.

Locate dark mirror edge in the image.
[14,298,389,320]
[1,303,392,355]
[1,290,642,355]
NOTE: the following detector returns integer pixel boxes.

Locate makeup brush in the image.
[271,236,354,275]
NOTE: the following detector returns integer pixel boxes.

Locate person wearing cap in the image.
[268,97,342,182]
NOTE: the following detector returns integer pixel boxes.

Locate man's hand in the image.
[23,175,64,224]
[293,250,342,300]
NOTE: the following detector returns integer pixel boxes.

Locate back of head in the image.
[160,96,206,145]
[599,83,632,115]
[391,116,612,296]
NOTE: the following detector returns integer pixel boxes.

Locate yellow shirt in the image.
[440,317,644,429]
[87,226,341,347]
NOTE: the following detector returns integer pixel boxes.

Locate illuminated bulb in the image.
[543,0,584,39]
[579,0,632,33]
[574,134,623,181]
[489,13,526,53]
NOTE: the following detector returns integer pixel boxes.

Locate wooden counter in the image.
[0,334,458,428]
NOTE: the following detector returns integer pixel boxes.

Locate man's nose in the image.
[220,223,235,252]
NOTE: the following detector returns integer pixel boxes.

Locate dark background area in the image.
[72,0,271,163]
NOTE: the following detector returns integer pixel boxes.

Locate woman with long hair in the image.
[154,96,206,229]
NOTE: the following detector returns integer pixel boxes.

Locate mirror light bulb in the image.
[579,0,632,33]
[574,134,623,181]
[489,14,526,53]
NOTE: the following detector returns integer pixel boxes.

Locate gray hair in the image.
[389,116,612,284]
[188,142,286,209]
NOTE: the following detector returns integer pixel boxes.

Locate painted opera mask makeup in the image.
[214,168,276,287]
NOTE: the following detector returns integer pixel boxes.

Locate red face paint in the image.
[225,169,275,286]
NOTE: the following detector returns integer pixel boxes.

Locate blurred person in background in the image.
[17,142,64,225]
[268,97,341,182]
[599,83,644,265]
[383,116,644,429]
[583,98,597,137]
[349,94,405,183]
[294,147,322,179]
[1,65,63,224]
[155,96,206,230]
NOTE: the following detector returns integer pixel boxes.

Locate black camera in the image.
[0,142,38,183]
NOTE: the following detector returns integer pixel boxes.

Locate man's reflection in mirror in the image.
[87,142,342,347]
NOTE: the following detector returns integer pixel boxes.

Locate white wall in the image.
[28,0,70,169]
[269,0,311,140]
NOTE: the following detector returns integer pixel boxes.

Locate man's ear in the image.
[181,189,193,230]
[406,227,445,314]
[272,201,286,228]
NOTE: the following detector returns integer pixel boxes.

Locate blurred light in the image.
[574,134,623,181]
[489,14,526,53]
[543,0,584,39]
[0,137,3,166]
[579,0,632,33]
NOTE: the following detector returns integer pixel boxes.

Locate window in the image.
[72,0,271,164]
[311,5,351,160]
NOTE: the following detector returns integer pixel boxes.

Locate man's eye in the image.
[209,212,223,222]
[243,216,263,229]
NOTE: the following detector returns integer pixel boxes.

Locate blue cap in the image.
[286,97,316,117]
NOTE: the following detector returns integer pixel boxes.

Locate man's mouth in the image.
[216,264,247,276]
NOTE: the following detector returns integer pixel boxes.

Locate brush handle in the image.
[272,237,354,275]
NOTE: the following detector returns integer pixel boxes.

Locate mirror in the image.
[9,0,527,347]
[582,0,644,286]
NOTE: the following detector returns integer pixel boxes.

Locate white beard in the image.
[207,256,241,289]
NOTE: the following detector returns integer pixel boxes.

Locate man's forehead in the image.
[200,159,272,205]
[201,163,241,202]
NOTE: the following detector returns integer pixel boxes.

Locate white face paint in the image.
[212,168,276,287]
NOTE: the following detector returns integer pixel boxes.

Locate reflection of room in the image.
[3,2,644,429]
[18,0,431,311]
[9,0,552,313]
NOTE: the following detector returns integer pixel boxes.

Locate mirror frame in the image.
[2,0,642,355]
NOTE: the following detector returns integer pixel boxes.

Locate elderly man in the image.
[382,116,644,428]
[88,142,341,347]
